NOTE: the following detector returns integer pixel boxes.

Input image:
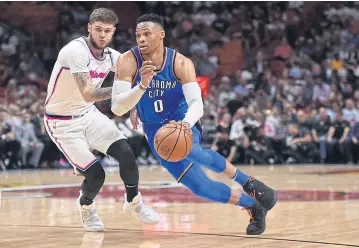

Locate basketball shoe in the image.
[123,192,160,224]
[244,200,267,235]
[243,177,278,210]
[76,191,104,232]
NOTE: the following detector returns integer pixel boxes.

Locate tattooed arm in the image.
[72,72,112,102]
[62,41,113,102]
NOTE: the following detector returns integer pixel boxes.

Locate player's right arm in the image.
[62,42,112,102]
[111,51,156,116]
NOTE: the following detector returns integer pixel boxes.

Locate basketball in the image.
[154,122,193,162]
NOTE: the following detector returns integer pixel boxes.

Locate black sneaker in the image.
[244,201,266,235]
[243,177,278,211]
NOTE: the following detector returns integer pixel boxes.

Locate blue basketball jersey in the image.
[131,46,188,124]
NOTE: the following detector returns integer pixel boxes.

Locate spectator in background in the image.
[349,121,359,163]
[0,110,21,169]
[296,109,312,130]
[234,73,249,97]
[230,107,248,143]
[331,53,344,72]
[190,35,208,55]
[218,76,236,107]
[283,122,318,163]
[312,77,331,105]
[265,105,285,155]
[246,125,277,164]
[20,112,44,168]
[327,111,353,163]
[215,112,232,135]
[343,99,359,126]
[311,107,332,163]
[211,128,237,163]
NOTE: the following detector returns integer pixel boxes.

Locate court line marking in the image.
[0,193,53,200]
[0,180,183,192]
[0,224,357,247]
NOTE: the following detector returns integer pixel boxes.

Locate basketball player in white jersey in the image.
[44,8,160,232]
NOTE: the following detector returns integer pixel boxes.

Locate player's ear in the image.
[160,31,165,39]
[87,23,91,33]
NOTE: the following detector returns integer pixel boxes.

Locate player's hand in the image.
[130,108,139,130]
[140,60,157,87]
[169,120,192,135]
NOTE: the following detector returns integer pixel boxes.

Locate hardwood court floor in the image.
[0,165,359,248]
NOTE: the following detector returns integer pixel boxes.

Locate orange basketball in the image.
[154,122,193,162]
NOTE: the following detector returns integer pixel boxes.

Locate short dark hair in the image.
[136,13,164,29]
[89,8,118,25]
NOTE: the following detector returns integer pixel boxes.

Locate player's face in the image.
[135,22,165,55]
[88,21,116,50]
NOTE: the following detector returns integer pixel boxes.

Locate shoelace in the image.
[140,204,155,216]
[243,207,254,223]
[82,209,100,224]
[250,190,257,200]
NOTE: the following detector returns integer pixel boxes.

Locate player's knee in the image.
[107,139,136,165]
[107,139,139,185]
[79,161,106,187]
[181,174,211,198]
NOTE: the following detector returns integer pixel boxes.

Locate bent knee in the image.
[81,161,106,182]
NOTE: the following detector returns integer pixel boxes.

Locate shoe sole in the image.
[246,227,266,235]
[84,227,105,232]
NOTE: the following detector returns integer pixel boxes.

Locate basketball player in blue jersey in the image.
[111,14,277,235]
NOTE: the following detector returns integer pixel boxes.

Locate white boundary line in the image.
[1,193,53,200]
[0,180,184,192]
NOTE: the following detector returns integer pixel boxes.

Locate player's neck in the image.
[86,36,104,57]
[142,45,165,69]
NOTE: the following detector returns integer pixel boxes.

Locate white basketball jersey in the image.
[45,37,121,115]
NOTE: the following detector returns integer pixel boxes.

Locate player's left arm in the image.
[174,53,204,128]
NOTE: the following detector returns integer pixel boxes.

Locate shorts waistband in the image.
[45,111,87,120]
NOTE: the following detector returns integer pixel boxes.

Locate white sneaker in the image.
[123,192,160,225]
[76,191,104,232]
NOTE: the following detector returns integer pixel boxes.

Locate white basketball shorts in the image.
[43,106,125,171]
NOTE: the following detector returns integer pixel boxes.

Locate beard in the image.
[89,33,111,50]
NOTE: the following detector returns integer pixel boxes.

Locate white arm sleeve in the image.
[59,41,90,74]
[182,82,204,127]
[111,80,145,116]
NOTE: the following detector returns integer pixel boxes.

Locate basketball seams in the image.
[166,123,183,161]
[155,126,178,151]
[181,127,188,161]
[154,122,193,162]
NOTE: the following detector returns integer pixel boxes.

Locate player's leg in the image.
[187,126,277,211]
[164,160,267,235]
[44,117,104,231]
[87,110,159,224]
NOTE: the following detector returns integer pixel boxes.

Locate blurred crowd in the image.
[2,2,359,170]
